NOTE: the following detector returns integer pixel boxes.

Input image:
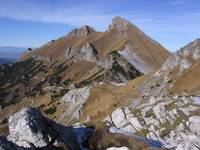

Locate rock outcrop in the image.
[188,116,200,136]
[68,25,96,38]
[182,39,200,60]
[162,39,200,72]
[105,107,143,134]
[60,86,91,123]
[118,44,154,74]
[107,146,130,150]
[106,95,200,150]
[65,43,98,63]
[79,43,98,62]
[5,107,92,149]
[109,16,133,32]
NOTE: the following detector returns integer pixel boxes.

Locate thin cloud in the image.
[170,0,187,5]
[0,0,200,51]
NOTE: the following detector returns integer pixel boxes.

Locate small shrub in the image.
[44,106,57,114]
[167,80,173,83]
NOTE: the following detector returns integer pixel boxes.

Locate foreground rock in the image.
[105,107,143,134]
[106,95,200,150]
[5,107,92,149]
[107,146,129,150]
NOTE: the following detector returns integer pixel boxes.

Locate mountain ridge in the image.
[0,16,200,150]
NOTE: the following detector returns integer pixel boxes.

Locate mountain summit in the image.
[68,25,96,38]
[3,16,200,150]
[109,16,133,32]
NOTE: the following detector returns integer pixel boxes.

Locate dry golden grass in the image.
[171,62,200,94]
[21,21,169,72]
[81,75,147,122]
[88,123,153,150]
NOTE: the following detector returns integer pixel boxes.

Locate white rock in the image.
[107,146,130,150]
[176,141,200,150]
[118,45,153,74]
[188,116,200,135]
[161,53,180,71]
[79,42,98,62]
[7,107,53,148]
[6,107,90,149]
[68,25,96,38]
[106,107,143,134]
[153,103,166,120]
[193,96,200,105]
[60,86,91,123]
[61,86,90,104]
[180,59,191,71]
[192,46,200,59]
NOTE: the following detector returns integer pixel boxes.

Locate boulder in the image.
[188,116,200,136]
[4,107,91,150]
[105,107,143,134]
[107,146,130,150]
[153,103,166,123]
[7,107,54,148]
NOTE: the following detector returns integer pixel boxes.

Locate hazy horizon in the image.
[0,0,200,51]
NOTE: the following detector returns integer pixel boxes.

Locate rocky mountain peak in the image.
[109,16,134,32]
[68,25,96,38]
[181,38,200,59]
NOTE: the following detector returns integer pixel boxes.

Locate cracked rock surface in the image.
[106,95,200,150]
[5,107,91,150]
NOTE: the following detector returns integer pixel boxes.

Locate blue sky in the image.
[0,0,200,51]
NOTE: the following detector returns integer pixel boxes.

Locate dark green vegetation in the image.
[0,57,69,107]
[107,51,142,83]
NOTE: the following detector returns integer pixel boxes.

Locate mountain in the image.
[0,58,16,64]
[0,47,26,58]
[22,17,169,74]
[0,17,200,150]
[0,47,26,64]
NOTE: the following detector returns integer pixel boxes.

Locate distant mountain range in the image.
[0,47,26,64]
